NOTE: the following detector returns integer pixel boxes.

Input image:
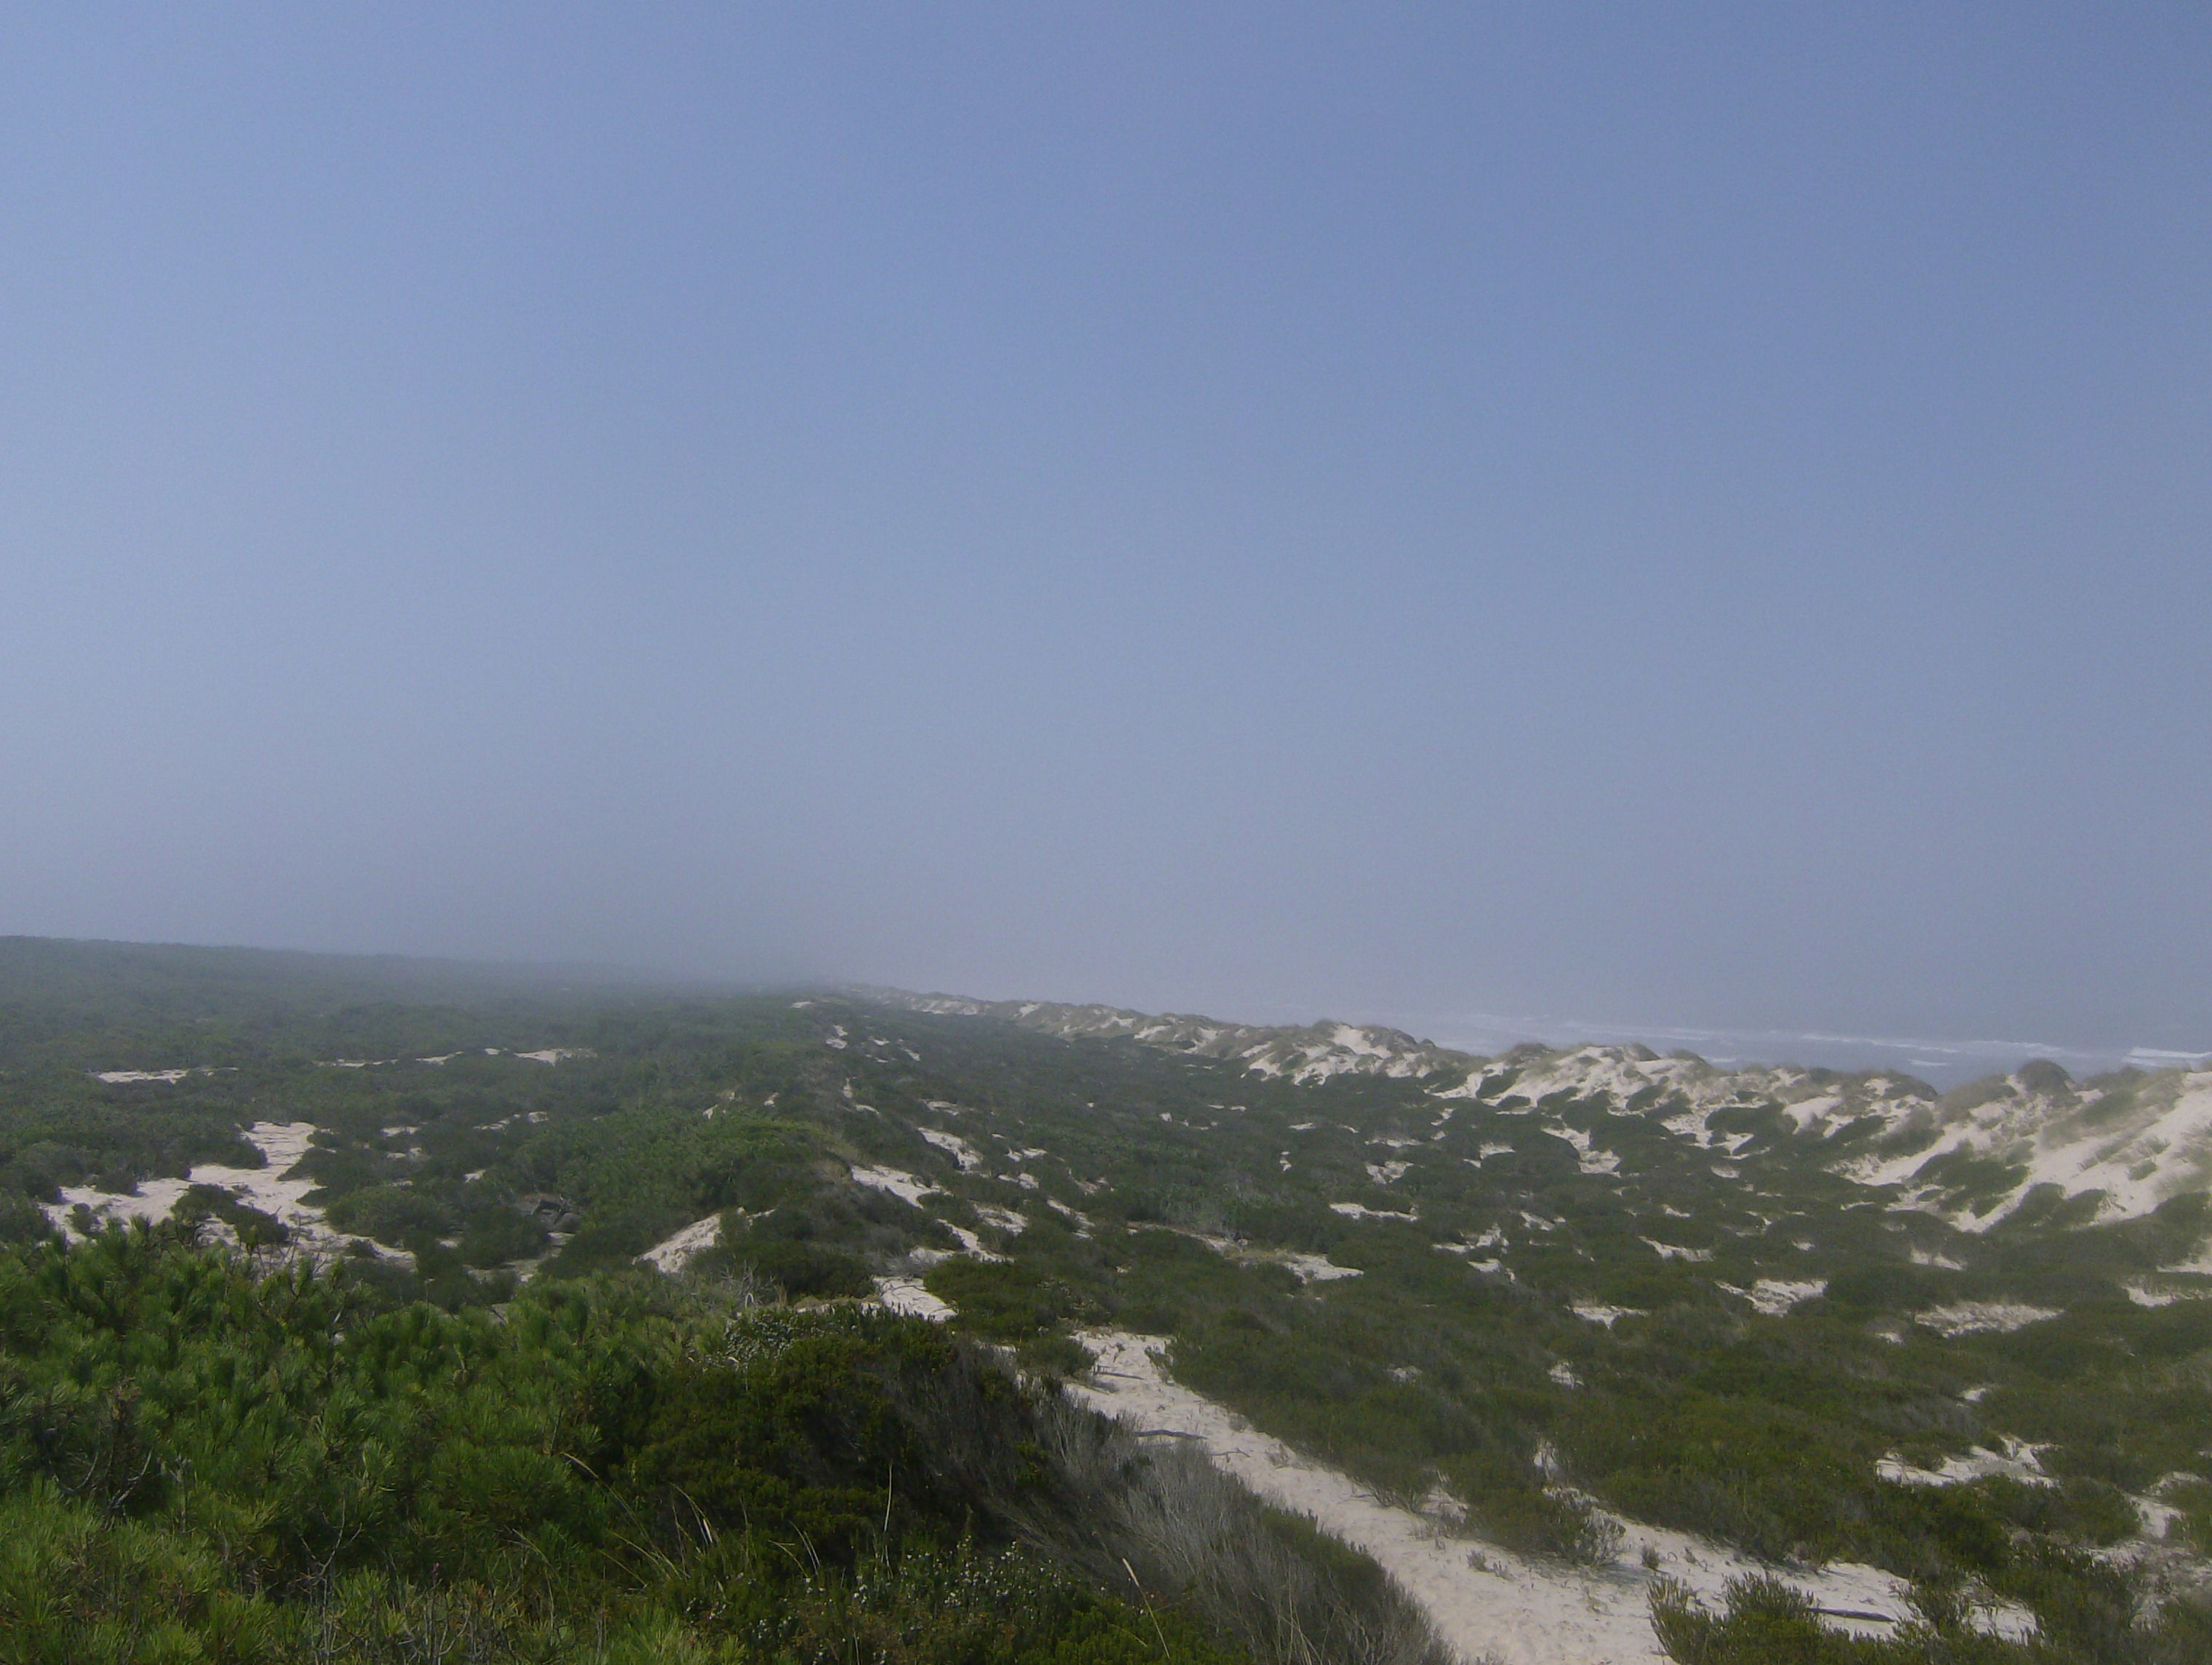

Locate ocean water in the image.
[1392,1014,2205,1089]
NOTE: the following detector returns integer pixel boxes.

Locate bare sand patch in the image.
[640,1213,723,1273]
[45,1122,407,1266]
[873,1276,954,1320]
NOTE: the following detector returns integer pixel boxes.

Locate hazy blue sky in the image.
[4,6,2208,1061]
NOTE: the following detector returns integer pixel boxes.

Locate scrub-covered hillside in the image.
[0,1239,1439,1665]
[2,938,2208,1663]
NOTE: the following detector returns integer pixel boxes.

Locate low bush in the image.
[0,1231,1447,1665]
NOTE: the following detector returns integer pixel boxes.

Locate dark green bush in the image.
[0,1233,1444,1665]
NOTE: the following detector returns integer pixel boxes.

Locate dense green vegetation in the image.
[3,937,2210,1661]
[0,1229,1440,1664]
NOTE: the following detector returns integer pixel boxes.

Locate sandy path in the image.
[1071,1331,1920,1665]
